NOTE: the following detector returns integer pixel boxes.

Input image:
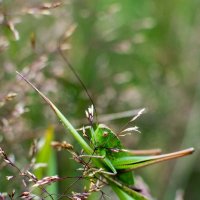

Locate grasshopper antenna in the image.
[57,38,98,125]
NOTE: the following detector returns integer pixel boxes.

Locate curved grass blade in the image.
[17,71,93,155]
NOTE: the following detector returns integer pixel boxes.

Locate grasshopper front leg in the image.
[79,154,105,159]
[79,154,117,175]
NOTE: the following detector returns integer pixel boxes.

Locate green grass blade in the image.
[17,71,93,155]
[34,126,58,194]
[34,126,54,178]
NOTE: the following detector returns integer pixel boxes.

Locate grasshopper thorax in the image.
[92,124,122,150]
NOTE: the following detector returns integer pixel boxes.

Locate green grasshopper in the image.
[17,72,194,200]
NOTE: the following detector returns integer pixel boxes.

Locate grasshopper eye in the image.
[103,132,108,137]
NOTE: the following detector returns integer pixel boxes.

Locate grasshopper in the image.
[17,71,194,200]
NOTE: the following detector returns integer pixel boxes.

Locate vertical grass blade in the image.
[34,126,58,195]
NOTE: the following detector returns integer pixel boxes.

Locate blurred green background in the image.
[0,1,199,199]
